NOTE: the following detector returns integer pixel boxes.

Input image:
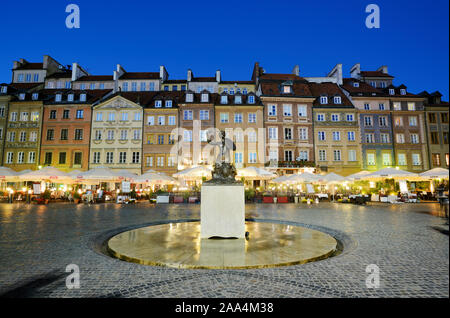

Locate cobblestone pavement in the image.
[0,201,448,298]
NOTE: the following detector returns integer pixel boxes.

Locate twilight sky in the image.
[0,0,448,99]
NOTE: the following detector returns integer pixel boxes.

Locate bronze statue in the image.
[206,131,239,184]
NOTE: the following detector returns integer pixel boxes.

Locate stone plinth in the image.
[200,183,245,239]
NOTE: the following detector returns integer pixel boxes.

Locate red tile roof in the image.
[260,82,312,97]
[14,62,44,70]
[308,82,354,107]
[260,73,301,80]
[119,72,160,80]
[360,71,394,78]
[341,78,386,96]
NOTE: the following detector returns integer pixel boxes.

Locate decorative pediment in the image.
[94,95,141,110]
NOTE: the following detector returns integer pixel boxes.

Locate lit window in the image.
[186,93,193,102]
[320,96,328,104]
[334,96,341,104]
[155,100,162,107]
[80,94,86,102]
[165,100,172,107]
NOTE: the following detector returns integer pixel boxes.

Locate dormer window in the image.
[229,88,234,95]
[320,96,328,104]
[223,88,228,93]
[155,100,162,107]
[80,94,86,102]
[201,93,209,102]
[221,95,228,104]
[235,95,242,104]
[68,94,74,102]
[334,96,341,104]
[165,100,172,108]
[400,89,406,95]
[55,94,62,102]
[248,95,255,104]
[242,88,248,95]
[283,86,292,93]
[186,93,194,102]
[1,86,7,93]
[389,89,395,95]
[19,93,25,100]
[353,82,359,88]
[32,93,39,100]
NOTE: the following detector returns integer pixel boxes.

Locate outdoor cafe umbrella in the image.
[271,175,290,184]
[345,170,372,182]
[285,172,320,184]
[316,172,346,202]
[173,166,212,180]
[419,168,449,180]
[80,166,120,181]
[115,169,139,182]
[236,167,276,180]
[134,171,178,185]
[19,166,71,182]
[362,167,420,181]
[0,166,19,182]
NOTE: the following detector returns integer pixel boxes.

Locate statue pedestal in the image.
[200,183,245,239]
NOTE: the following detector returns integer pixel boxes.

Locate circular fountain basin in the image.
[107,221,338,269]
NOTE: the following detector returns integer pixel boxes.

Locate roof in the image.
[119,72,160,80]
[7,82,42,91]
[100,91,186,108]
[341,78,387,96]
[14,62,44,70]
[40,89,113,104]
[259,73,301,81]
[360,71,394,78]
[220,80,255,85]
[380,85,421,98]
[75,75,113,82]
[216,93,261,106]
[46,71,72,79]
[260,81,312,97]
[191,77,216,82]
[163,79,187,84]
[308,82,354,107]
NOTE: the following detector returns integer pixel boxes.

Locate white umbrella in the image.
[317,172,346,183]
[346,171,372,181]
[115,169,139,181]
[81,166,120,181]
[419,168,449,180]
[271,175,290,183]
[236,167,276,180]
[173,166,212,180]
[363,168,420,181]
[0,167,19,181]
[285,172,319,184]
[19,166,71,181]
[134,171,177,185]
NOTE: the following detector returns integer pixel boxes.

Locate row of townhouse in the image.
[0,55,448,176]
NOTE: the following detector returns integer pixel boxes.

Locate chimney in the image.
[187,69,193,82]
[377,65,388,74]
[43,55,49,69]
[328,64,343,85]
[215,70,221,82]
[350,63,361,79]
[160,65,168,82]
[292,65,300,76]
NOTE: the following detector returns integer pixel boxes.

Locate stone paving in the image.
[0,201,448,298]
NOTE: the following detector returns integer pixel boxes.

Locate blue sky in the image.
[0,0,448,99]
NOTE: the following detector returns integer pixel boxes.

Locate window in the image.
[432,154,441,166]
[318,131,326,141]
[348,114,356,121]
[400,89,406,95]
[146,156,153,167]
[348,131,355,141]
[201,93,209,102]
[268,127,278,140]
[46,129,54,140]
[407,102,415,111]
[220,95,228,104]
[61,129,69,140]
[248,152,257,164]
[157,156,164,167]
[409,116,417,126]
[104,152,113,164]
[332,131,340,141]
[94,129,102,141]
[34,74,39,82]
[65,81,71,89]
[165,100,172,108]
[59,152,66,164]
[119,112,127,121]
[394,117,403,126]
[381,133,390,143]
[364,116,373,126]
[396,134,405,143]
[320,96,328,104]
[0,86,6,94]
[147,116,154,125]
[6,152,13,164]
[283,104,292,116]
[119,152,127,164]
[0,107,4,117]
[139,82,146,91]
[183,130,192,142]
[353,82,359,87]
[199,130,208,142]
[379,116,388,127]
[130,82,137,92]
[284,150,293,162]
[164,86,169,91]
[367,153,376,166]
[234,113,243,123]
[63,109,70,119]
[122,82,128,91]
[8,132,15,142]
[133,130,140,140]
[282,86,292,93]
[447,154,449,167]
[248,113,256,123]
[364,103,370,110]
[172,86,178,91]
[120,130,128,140]
[32,93,38,100]
[319,150,326,161]
[28,152,36,163]
[380,82,386,88]
[20,112,29,121]
[370,81,376,87]
[44,152,52,165]
[155,100,162,108]
[268,105,277,116]
[379,103,385,110]
[76,109,84,119]
[382,153,391,166]
[441,113,449,123]
[220,113,229,123]
[0,128,2,139]
[132,152,140,164]
[183,110,193,120]
[29,131,37,142]
[107,130,114,140]
[17,152,24,164]
[412,154,421,166]
[393,102,401,110]
[186,93,193,102]
[181,85,186,91]
[108,113,115,121]
[298,105,307,117]
[443,132,449,144]
[348,150,357,162]
[93,152,100,164]
[365,133,374,143]
[410,134,419,144]
[334,96,341,104]
[169,134,175,144]
[331,114,340,122]
[248,131,257,142]
[235,95,242,104]
[430,132,439,144]
[79,94,86,102]
[284,128,292,140]
[269,150,278,161]
[158,116,165,125]
[25,74,32,82]
[19,131,26,142]
[18,74,24,82]
[55,94,62,102]
[10,112,17,122]
[168,116,176,125]
[74,129,83,140]
[248,95,255,104]
[298,151,308,161]
[398,153,407,166]
[199,110,209,120]
[149,83,155,91]
[334,150,342,161]
[299,128,308,140]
